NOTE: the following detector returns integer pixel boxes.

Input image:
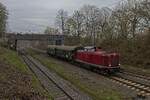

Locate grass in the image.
[28,49,122,100]
[0,46,52,99]
[0,47,28,72]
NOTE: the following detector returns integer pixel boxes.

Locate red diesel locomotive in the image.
[47,45,120,73]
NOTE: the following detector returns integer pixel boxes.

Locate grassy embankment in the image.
[0,46,51,99]
[28,49,123,100]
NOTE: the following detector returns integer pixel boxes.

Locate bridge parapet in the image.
[6,33,64,50]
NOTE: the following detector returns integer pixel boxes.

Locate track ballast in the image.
[22,54,92,100]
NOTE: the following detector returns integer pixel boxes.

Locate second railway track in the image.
[22,54,92,100]
[120,70,150,81]
[110,75,150,98]
[112,70,150,99]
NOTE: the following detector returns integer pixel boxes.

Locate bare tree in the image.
[80,5,100,45]
[126,0,142,38]
[44,27,59,35]
[0,3,8,38]
[137,0,150,34]
[72,10,84,37]
[55,9,68,35]
[97,7,112,40]
[65,17,76,36]
[111,1,131,40]
[53,0,149,46]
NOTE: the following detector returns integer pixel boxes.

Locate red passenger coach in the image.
[75,47,120,73]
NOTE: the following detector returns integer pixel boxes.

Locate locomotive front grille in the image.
[110,55,119,67]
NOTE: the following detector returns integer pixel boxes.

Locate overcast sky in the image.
[1,0,121,33]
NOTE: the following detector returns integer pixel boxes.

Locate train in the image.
[47,45,120,74]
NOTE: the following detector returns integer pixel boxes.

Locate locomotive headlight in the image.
[118,64,121,66]
[109,64,111,67]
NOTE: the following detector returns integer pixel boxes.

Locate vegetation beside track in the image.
[29,49,123,100]
[0,46,50,99]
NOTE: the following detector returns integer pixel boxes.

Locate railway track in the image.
[113,70,150,99]
[117,71,150,87]
[110,75,150,98]
[22,54,91,100]
[120,70,150,81]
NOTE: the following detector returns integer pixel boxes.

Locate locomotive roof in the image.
[48,45,80,51]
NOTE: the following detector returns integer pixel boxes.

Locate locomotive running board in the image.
[75,59,119,69]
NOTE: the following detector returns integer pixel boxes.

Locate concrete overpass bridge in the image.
[6,33,64,50]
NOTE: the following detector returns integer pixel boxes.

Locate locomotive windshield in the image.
[84,46,96,52]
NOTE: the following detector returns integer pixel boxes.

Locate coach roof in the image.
[48,45,81,51]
